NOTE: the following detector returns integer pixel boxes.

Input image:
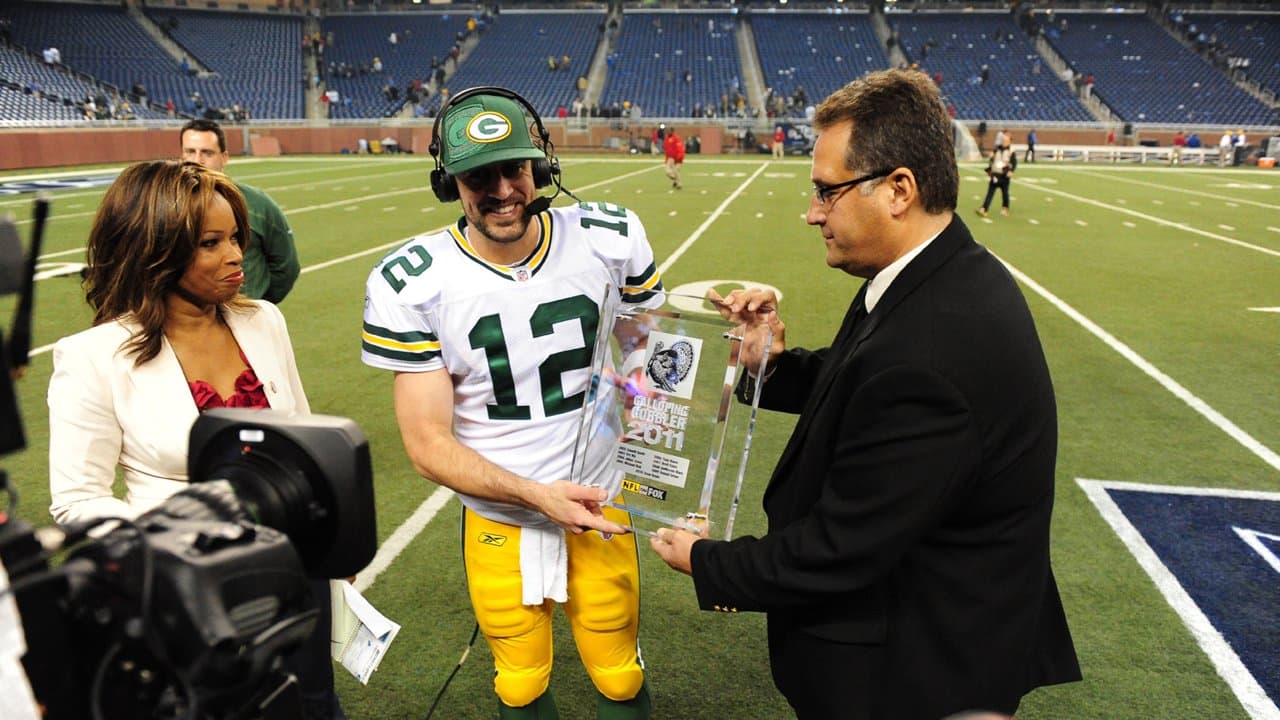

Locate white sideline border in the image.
[1077,479,1280,720]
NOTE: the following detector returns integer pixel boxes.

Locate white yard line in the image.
[1015,181,1280,258]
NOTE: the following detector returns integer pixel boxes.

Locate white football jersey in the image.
[362,202,663,526]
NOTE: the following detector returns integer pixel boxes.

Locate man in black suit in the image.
[650,69,1081,719]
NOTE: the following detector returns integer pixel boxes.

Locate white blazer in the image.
[48,300,310,527]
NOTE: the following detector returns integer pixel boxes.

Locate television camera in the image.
[0,201,377,720]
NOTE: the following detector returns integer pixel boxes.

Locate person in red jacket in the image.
[663,127,685,189]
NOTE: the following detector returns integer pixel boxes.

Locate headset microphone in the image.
[525,196,552,217]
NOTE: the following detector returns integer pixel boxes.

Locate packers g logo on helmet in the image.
[466,111,513,144]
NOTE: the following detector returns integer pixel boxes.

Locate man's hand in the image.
[707,288,786,376]
[649,525,705,575]
[529,481,630,536]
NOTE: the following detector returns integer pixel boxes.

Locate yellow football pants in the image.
[462,505,645,708]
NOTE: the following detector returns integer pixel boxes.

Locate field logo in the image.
[1079,479,1280,715]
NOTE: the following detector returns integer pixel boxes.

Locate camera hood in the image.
[187,409,377,578]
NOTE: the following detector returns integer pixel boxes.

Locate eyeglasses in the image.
[457,160,528,190]
[811,168,894,207]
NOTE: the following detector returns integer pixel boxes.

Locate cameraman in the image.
[46,161,346,720]
[977,138,1017,218]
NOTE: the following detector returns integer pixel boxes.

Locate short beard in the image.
[466,203,530,245]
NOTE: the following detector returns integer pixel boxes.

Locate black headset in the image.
[428,86,560,203]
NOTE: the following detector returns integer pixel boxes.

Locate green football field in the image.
[1,154,1276,719]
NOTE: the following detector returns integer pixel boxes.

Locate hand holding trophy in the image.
[571,289,772,540]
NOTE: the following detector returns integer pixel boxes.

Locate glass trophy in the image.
[571,291,771,540]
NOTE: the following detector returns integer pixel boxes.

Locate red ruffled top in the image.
[188,350,271,412]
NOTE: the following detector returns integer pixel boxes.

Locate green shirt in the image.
[236,181,299,303]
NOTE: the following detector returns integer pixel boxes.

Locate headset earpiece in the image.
[430,167,459,203]
[531,159,552,189]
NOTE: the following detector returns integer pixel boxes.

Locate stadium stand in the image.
[424,10,606,120]
[751,11,888,119]
[3,1,302,120]
[145,9,304,119]
[319,12,471,119]
[0,2,1275,131]
[1042,11,1277,125]
[3,2,171,120]
[0,81,83,124]
[1179,12,1280,99]
[599,11,743,118]
[0,43,124,121]
[893,12,1093,122]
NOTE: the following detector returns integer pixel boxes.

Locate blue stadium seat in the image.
[146,9,305,119]
[428,10,605,120]
[751,11,888,118]
[1043,12,1276,125]
[320,12,471,119]
[893,12,1092,122]
[1181,12,1280,100]
[599,11,743,118]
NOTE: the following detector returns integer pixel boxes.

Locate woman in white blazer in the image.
[46,160,345,720]
[47,161,309,526]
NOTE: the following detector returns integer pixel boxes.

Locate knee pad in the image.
[494,666,552,709]
[591,664,645,703]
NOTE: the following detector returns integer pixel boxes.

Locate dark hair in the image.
[814,69,959,213]
[84,160,251,365]
[180,117,227,152]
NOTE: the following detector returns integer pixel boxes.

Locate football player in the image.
[361,87,662,719]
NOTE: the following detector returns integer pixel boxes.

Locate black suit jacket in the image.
[691,216,1080,719]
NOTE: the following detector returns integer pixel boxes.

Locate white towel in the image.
[519,524,569,605]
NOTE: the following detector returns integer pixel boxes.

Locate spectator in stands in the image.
[978,136,1017,218]
[1026,129,1037,163]
[664,126,685,190]
[1171,131,1186,165]
[773,126,785,159]
[180,119,300,305]
[1218,131,1233,167]
[980,63,990,84]
[165,98,175,118]
[42,47,60,65]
